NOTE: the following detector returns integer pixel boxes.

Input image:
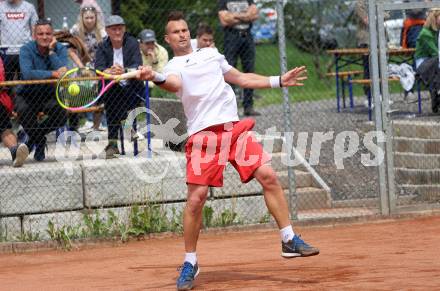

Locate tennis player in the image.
[139,11,319,291]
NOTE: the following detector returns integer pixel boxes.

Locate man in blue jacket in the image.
[16,18,68,161]
[95,15,144,158]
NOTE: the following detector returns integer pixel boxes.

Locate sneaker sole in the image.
[177,267,200,291]
[13,144,29,167]
[281,250,319,258]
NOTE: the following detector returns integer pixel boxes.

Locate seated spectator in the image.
[0,56,28,167]
[15,18,68,161]
[95,15,144,159]
[71,4,107,132]
[401,1,426,49]
[138,29,168,95]
[415,9,440,113]
[0,0,38,81]
[190,22,215,50]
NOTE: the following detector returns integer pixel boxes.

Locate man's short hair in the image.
[167,10,185,22]
[196,23,213,38]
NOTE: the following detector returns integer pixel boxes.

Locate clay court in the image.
[0,215,439,290]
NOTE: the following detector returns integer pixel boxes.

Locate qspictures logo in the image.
[6,12,25,20]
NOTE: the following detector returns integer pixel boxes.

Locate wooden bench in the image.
[326,70,366,112]
[325,70,364,78]
[349,77,423,120]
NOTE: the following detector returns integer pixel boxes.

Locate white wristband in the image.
[269,76,282,88]
[153,72,166,84]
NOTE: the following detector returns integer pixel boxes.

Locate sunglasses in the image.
[35,18,52,26]
[81,6,96,12]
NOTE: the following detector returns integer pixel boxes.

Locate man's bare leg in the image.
[254,164,319,257]
[183,184,209,253]
[253,164,290,228]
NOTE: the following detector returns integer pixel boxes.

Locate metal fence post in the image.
[276,0,297,220]
[368,0,390,215]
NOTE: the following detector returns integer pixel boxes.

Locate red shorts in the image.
[185,118,271,187]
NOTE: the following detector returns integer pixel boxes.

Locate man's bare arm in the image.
[138,66,182,93]
[218,10,240,27]
[236,4,259,23]
[224,66,307,89]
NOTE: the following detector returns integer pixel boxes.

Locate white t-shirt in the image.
[190,38,198,50]
[164,48,239,136]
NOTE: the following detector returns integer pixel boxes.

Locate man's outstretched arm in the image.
[223,66,308,89]
[138,65,182,93]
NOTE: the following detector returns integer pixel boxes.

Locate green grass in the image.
[252,42,338,105]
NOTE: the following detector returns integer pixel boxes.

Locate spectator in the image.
[95,15,143,159]
[190,22,215,50]
[401,1,426,49]
[71,4,107,131]
[0,0,38,81]
[71,5,106,66]
[138,29,168,95]
[415,8,440,113]
[218,0,260,116]
[0,56,28,167]
[73,0,104,24]
[16,18,68,161]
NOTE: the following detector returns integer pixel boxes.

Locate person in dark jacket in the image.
[16,18,68,161]
[95,15,144,158]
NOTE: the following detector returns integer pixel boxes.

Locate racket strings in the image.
[57,69,100,110]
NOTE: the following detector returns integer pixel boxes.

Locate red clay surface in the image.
[0,215,440,290]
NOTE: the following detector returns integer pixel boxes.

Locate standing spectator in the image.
[415,8,440,113]
[218,0,260,116]
[0,55,28,167]
[0,0,38,81]
[95,15,143,159]
[138,28,168,95]
[190,22,215,50]
[16,18,68,161]
[71,4,107,131]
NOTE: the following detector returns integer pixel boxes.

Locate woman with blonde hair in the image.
[415,8,440,113]
[71,4,107,131]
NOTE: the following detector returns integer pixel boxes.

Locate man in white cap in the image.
[95,15,144,158]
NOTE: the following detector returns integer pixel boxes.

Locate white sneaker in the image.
[13,144,29,167]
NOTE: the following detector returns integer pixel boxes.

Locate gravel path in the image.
[250,92,440,201]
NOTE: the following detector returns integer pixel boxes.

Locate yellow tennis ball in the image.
[68,83,80,96]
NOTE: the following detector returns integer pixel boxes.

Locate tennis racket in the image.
[55,67,139,112]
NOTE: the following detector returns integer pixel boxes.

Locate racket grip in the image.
[117,70,140,80]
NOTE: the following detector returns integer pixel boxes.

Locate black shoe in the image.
[281,234,320,258]
[104,143,120,159]
[34,141,46,162]
[244,107,261,116]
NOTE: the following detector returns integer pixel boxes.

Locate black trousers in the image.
[15,94,67,146]
[2,54,20,81]
[103,84,138,141]
[223,29,256,110]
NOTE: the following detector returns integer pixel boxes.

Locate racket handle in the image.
[116,70,140,80]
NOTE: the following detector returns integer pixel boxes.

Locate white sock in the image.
[280,225,295,243]
[184,252,197,266]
